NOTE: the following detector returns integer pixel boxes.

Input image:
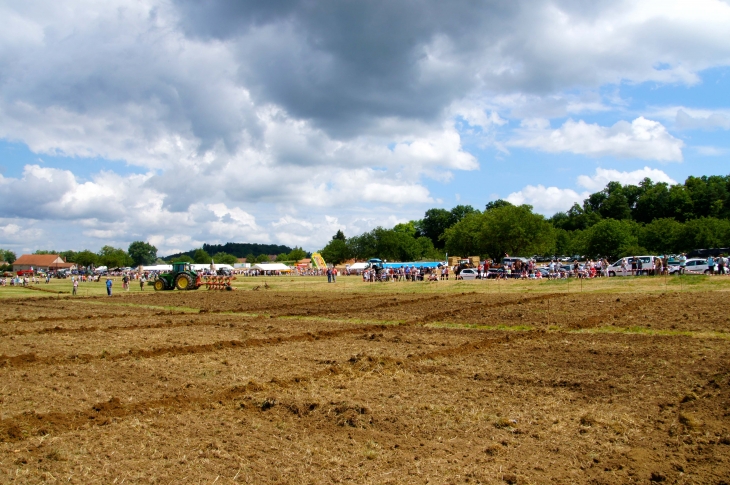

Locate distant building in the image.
[268,254,277,261]
[12,254,76,272]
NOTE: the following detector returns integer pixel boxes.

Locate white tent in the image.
[141,264,234,272]
[141,264,172,271]
[251,263,291,272]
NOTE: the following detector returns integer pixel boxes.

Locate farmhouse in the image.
[12,254,76,272]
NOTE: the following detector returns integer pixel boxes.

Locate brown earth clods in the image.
[1,289,729,484]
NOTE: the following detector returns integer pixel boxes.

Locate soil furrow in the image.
[411,292,570,324]
[0,324,389,368]
[0,333,519,442]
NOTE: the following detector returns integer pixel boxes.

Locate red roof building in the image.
[12,254,76,272]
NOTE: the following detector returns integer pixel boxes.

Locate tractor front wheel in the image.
[153,279,166,291]
[176,273,194,290]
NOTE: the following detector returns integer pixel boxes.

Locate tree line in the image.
[319,174,730,264]
[2,242,310,270]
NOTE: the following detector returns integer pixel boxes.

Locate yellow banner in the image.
[311,252,327,269]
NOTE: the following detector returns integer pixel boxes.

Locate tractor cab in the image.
[172,262,192,273]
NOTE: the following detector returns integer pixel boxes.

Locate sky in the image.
[0,0,729,256]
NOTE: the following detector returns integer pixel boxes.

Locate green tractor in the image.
[153,262,201,291]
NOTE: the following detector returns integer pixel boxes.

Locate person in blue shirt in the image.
[707,256,715,275]
[106,277,113,296]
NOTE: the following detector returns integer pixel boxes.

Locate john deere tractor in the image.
[153,262,201,291]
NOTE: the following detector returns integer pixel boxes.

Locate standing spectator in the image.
[637,257,643,276]
[707,255,715,275]
[679,253,687,274]
[332,268,337,283]
[326,267,332,283]
[106,277,113,296]
[621,258,629,277]
[717,254,726,275]
[139,276,145,291]
[72,277,78,296]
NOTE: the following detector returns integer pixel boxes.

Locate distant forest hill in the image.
[165,242,294,260]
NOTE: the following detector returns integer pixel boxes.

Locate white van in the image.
[607,256,659,276]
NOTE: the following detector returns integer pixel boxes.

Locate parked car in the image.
[459,268,479,280]
[668,258,711,274]
[607,256,660,276]
[502,256,530,267]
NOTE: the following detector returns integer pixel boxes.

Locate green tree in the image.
[288,247,307,261]
[320,239,351,265]
[34,249,58,255]
[193,248,212,264]
[2,250,17,264]
[128,241,158,266]
[449,204,478,226]
[347,232,377,260]
[550,203,602,231]
[639,218,682,254]
[255,254,271,263]
[60,250,77,263]
[675,217,730,252]
[172,254,194,263]
[275,252,290,262]
[552,228,572,257]
[97,246,133,268]
[333,230,346,241]
[484,199,513,211]
[74,250,98,268]
[244,253,256,263]
[444,204,555,259]
[416,208,451,249]
[213,252,238,265]
[582,219,640,260]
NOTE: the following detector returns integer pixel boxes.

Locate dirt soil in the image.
[1,290,729,484]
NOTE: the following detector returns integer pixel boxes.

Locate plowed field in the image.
[1,285,729,484]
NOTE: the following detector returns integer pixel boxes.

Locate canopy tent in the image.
[382,261,443,269]
[348,262,369,271]
[141,264,171,272]
[251,263,291,272]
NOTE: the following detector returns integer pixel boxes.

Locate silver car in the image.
[459,268,479,280]
[669,258,711,274]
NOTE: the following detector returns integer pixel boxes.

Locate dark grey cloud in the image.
[175,0,521,135]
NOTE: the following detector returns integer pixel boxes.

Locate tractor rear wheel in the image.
[175,273,194,290]
[153,279,165,291]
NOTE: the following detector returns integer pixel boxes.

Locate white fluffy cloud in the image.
[1,1,729,251]
[577,167,677,191]
[506,185,590,215]
[510,117,684,162]
[675,109,730,131]
[507,166,678,215]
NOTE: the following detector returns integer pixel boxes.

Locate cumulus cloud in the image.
[506,185,590,215]
[1,1,730,251]
[507,166,678,215]
[675,109,730,131]
[510,117,684,162]
[577,167,677,191]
